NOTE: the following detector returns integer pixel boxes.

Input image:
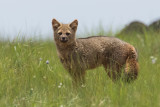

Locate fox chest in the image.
[59,51,91,70]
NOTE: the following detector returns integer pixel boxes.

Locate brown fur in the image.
[52,19,139,85]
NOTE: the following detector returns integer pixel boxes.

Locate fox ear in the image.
[52,19,61,31]
[69,19,78,31]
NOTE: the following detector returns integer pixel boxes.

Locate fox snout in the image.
[59,36,68,43]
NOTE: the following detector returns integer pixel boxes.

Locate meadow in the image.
[0,30,160,107]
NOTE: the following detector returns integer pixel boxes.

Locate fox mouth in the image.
[60,40,68,43]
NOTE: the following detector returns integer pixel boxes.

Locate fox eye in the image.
[58,32,62,35]
[66,33,70,36]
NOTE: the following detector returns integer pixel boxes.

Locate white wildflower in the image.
[58,83,63,88]
[81,84,86,88]
[152,58,157,64]
[150,56,157,64]
[59,83,62,86]
[14,46,16,51]
[60,105,63,107]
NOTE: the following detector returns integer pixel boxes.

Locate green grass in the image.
[0,31,160,107]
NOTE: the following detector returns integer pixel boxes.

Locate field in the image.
[0,30,160,107]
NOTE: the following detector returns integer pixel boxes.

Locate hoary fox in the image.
[52,19,139,86]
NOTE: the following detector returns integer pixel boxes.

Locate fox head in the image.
[52,19,78,45]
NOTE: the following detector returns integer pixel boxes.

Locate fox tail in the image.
[124,46,139,82]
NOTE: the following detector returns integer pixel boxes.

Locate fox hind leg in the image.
[103,63,122,82]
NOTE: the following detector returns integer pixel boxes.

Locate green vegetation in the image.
[117,21,148,36]
[0,30,160,107]
[117,19,160,36]
[149,19,160,33]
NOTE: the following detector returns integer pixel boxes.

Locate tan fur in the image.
[52,19,139,85]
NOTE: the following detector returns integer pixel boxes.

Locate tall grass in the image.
[0,31,160,107]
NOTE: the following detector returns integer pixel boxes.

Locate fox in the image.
[52,19,139,86]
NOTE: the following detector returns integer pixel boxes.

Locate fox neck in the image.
[56,39,77,59]
[56,39,77,52]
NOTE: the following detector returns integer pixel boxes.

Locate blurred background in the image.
[0,0,160,40]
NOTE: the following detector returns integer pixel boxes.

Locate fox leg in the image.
[124,47,139,82]
[103,63,121,82]
[69,70,86,87]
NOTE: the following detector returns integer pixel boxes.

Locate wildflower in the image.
[150,56,157,64]
[30,88,33,91]
[58,82,63,88]
[33,75,36,78]
[60,105,63,107]
[14,46,16,51]
[43,76,46,79]
[46,60,49,64]
[150,56,154,59]
[39,58,42,61]
[81,84,86,88]
[152,58,157,64]
[59,82,62,86]
[58,85,61,88]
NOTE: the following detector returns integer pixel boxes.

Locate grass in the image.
[0,31,160,107]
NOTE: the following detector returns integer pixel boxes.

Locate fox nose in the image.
[60,37,68,43]
[62,37,65,40]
